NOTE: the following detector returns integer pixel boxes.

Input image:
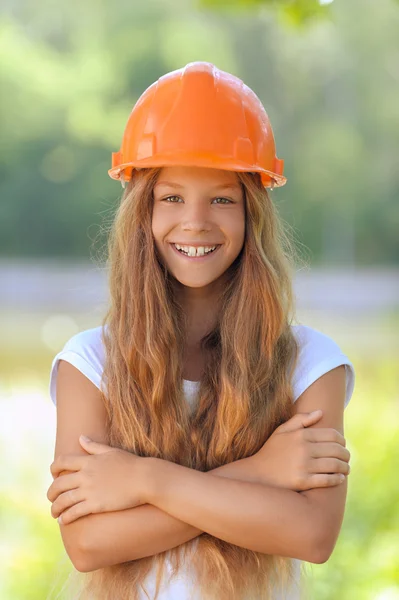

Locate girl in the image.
[47,62,355,600]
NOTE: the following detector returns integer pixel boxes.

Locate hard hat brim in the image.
[108,156,287,188]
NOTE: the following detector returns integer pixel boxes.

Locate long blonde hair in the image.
[71,167,307,599]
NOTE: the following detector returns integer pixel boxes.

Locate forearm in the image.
[78,503,200,570]
[81,457,259,570]
[145,457,319,563]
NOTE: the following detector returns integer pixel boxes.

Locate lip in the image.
[169,243,222,261]
[170,242,222,247]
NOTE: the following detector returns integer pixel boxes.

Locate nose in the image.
[180,203,215,231]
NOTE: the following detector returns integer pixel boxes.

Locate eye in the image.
[161,196,233,204]
[161,196,180,203]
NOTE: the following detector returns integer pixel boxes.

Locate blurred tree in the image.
[198,0,331,27]
[0,0,398,264]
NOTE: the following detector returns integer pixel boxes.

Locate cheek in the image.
[151,216,163,253]
[224,215,245,250]
[151,209,167,241]
[151,212,174,265]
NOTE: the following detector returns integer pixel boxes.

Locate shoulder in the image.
[290,324,355,408]
[291,323,343,353]
[60,325,106,361]
[49,325,107,406]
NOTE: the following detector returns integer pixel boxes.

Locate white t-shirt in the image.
[49,323,355,599]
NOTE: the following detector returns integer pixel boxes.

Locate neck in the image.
[176,289,221,347]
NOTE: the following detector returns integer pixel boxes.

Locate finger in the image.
[79,436,114,454]
[305,428,346,447]
[51,487,84,519]
[50,455,85,479]
[279,411,322,433]
[309,457,351,475]
[310,442,351,462]
[301,411,323,427]
[58,501,91,526]
[306,473,347,489]
[47,472,81,503]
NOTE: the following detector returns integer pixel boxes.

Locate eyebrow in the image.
[154,181,241,192]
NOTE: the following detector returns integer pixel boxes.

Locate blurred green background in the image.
[0,0,398,598]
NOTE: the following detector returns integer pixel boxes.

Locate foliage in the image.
[198,0,331,27]
[1,0,398,264]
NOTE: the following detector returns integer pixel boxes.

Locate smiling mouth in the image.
[169,243,222,259]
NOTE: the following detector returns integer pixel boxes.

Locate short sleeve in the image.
[49,327,106,406]
[291,325,355,409]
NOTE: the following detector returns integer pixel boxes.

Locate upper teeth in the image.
[174,244,217,256]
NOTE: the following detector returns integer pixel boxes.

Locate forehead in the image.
[154,166,242,192]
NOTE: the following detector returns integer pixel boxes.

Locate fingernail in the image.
[80,435,91,442]
[339,474,345,482]
[58,515,63,524]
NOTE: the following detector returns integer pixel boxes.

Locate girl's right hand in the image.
[249,410,351,492]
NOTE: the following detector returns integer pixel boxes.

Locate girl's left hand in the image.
[47,436,149,525]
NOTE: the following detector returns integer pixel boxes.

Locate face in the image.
[152,166,246,294]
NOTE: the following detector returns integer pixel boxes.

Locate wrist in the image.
[209,456,265,484]
[140,456,163,505]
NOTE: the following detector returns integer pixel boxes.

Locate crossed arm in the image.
[55,362,348,573]
[73,455,329,573]
[67,457,276,571]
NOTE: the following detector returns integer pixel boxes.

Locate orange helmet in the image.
[108,61,286,189]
